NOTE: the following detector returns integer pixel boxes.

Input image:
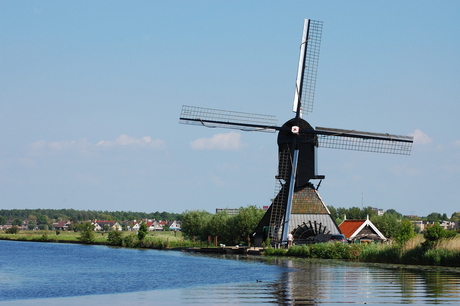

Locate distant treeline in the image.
[0,209,182,222]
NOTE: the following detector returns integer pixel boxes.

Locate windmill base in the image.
[253,185,341,247]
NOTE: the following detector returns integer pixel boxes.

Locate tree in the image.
[425,212,441,222]
[451,212,460,222]
[370,213,399,239]
[77,222,95,244]
[37,215,48,225]
[0,215,6,226]
[394,219,417,245]
[385,209,402,219]
[12,218,23,226]
[229,205,265,245]
[138,222,148,241]
[5,226,19,234]
[204,211,231,243]
[107,231,123,246]
[28,221,36,230]
[181,210,211,240]
[422,222,457,249]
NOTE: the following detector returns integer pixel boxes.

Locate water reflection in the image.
[263,258,460,304]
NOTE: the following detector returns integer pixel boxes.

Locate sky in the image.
[1,1,459,217]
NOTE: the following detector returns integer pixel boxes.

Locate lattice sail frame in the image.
[180,105,278,132]
[293,19,323,116]
[316,127,413,155]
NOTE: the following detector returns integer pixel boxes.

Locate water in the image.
[1,240,460,305]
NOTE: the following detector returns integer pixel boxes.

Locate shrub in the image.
[5,226,19,234]
[77,222,95,244]
[107,231,123,246]
[263,247,287,256]
[122,234,138,248]
[422,223,457,249]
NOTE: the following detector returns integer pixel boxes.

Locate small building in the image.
[92,220,122,231]
[53,221,70,230]
[339,216,386,243]
[216,208,239,216]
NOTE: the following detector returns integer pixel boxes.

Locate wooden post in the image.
[214,236,218,247]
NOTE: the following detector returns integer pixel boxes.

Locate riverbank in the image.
[2,231,460,267]
[265,235,460,267]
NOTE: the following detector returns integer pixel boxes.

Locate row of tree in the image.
[180,205,265,245]
[0,209,182,225]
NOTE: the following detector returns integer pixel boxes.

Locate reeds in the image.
[263,235,460,267]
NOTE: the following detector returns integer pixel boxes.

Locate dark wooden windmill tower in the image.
[179,19,413,246]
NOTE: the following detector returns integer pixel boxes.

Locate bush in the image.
[422,223,457,249]
[5,226,19,234]
[77,222,95,244]
[138,223,148,241]
[122,234,138,248]
[107,231,123,246]
[263,247,287,256]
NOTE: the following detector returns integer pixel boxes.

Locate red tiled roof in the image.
[339,220,365,238]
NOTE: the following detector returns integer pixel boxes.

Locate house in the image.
[339,216,386,243]
[92,220,122,231]
[168,220,181,231]
[53,221,70,230]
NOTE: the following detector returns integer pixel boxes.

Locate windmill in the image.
[179,19,413,246]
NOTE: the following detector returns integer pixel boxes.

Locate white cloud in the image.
[30,134,165,154]
[96,134,165,149]
[409,129,432,145]
[190,132,245,151]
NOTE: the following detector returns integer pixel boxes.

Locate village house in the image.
[168,220,181,231]
[53,220,71,230]
[339,216,386,243]
[91,220,122,231]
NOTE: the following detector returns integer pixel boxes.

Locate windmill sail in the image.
[315,126,413,155]
[179,105,278,132]
[293,19,323,117]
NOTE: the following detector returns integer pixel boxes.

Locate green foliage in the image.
[370,213,400,239]
[204,211,231,242]
[180,206,265,245]
[181,210,212,240]
[138,223,148,241]
[12,218,23,226]
[394,219,417,245]
[264,247,287,256]
[122,234,138,248]
[425,212,442,222]
[422,223,457,249]
[385,209,403,219]
[0,215,7,226]
[5,226,20,234]
[358,244,401,263]
[0,209,182,223]
[451,212,460,221]
[107,231,123,246]
[229,205,265,244]
[77,222,95,244]
[308,243,351,259]
[329,206,379,222]
[422,249,460,266]
[39,233,50,242]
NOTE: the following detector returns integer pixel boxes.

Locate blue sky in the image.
[1,1,459,217]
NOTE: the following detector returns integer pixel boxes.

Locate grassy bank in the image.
[0,230,196,249]
[264,235,460,267]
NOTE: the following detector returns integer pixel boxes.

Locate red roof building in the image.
[339,216,386,243]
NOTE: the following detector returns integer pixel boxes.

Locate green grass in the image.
[0,230,192,248]
[262,236,460,268]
